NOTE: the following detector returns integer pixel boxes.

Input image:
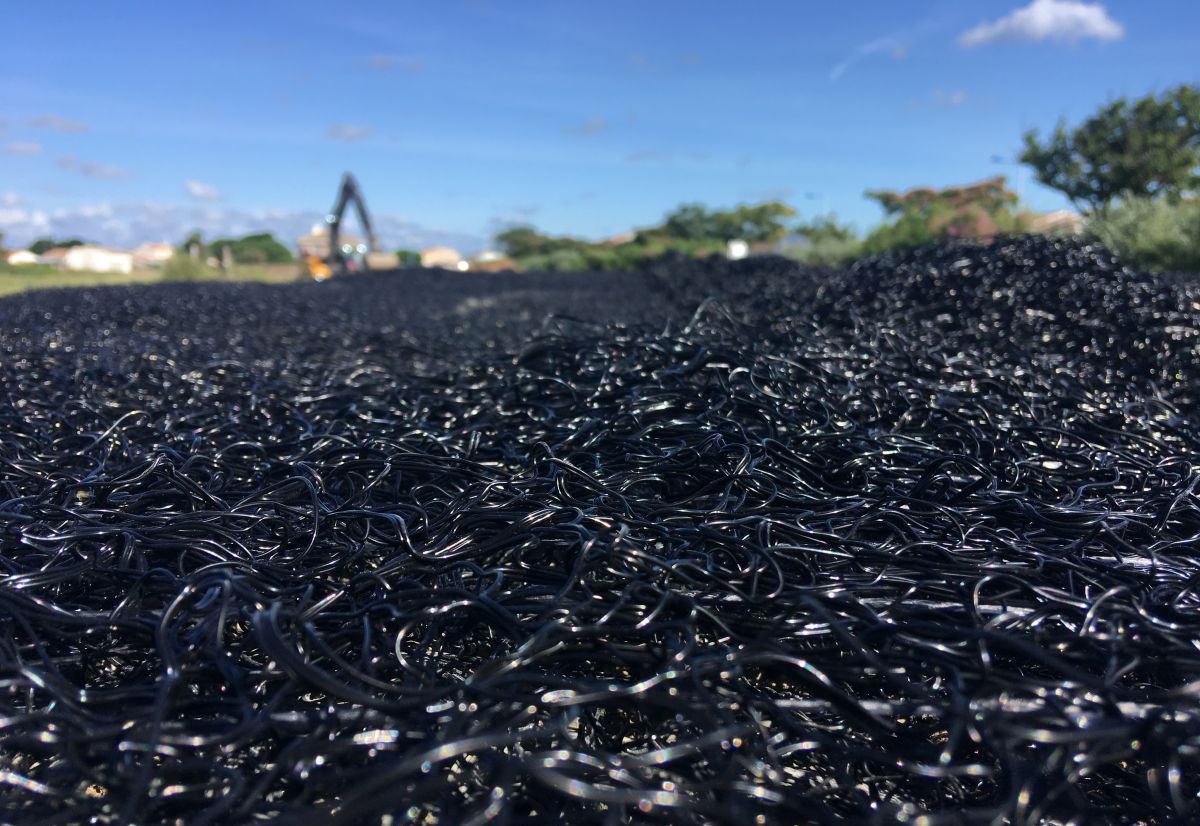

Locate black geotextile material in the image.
[1,237,1199,825]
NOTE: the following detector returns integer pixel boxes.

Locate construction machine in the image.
[301,173,396,279]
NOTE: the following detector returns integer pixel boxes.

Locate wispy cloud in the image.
[906,89,971,112]
[830,32,910,81]
[1,192,19,207]
[185,180,222,201]
[5,142,42,156]
[57,155,131,180]
[368,54,425,72]
[933,88,968,107]
[0,200,485,252]
[327,124,374,142]
[959,0,1124,47]
[565,117,608,137]
[28,114,89,134]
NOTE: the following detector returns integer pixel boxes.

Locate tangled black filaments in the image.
[1,237,1199,825]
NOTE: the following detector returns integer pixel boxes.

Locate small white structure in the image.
[1031,210,1084,236]
[133,242,175,267]
[726,239,749,260]
[63,245,134,274]
[421,246,466,270]
[5,249,38,266]
[297,224,363,259]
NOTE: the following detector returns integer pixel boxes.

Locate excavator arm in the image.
[327,173,381,274]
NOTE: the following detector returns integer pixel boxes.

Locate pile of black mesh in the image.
[1,236,1199,825]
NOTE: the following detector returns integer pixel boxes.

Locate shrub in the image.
[784,216,863,266]
[862,177,1035,254]
[161,253,217,281]
[1088,197,1200,272]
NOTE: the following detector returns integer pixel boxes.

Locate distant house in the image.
[297,224,364,259]
[1030,210,1084,236]
[46,245,135,274]
[133,242,175,267]
[38,248,71,266]
[421,246,467,270]
[5,250,39,266]
[469,250,515,272]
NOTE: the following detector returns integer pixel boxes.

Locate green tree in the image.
[206,233,293,264]
[661,202,797,243]
[29,238,85,255]
[495,226,581,259]
[863,177,1033,254]
[662,204,713,241]
[497,200,801,271]
[1020,84,1200,214]
[784,215,863,266]
[396,248,421,267]
[179,231,205,255]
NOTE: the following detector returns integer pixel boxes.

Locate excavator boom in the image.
[321,173,394,275]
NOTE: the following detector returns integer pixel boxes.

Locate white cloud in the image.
[57,155,132,180]
[1,192,20,207]
[185,180,222,201]
[28,114,89,134]
[5,142,42,156]
[959,0,1124,47]
[327,124,374,142]
[0,200,484,253]
[934,89,968,107]
[0,208,50,233]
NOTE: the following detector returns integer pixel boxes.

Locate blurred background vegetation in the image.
[492,83,1199,273]
[2,84,1197,290]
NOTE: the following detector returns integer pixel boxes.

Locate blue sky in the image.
[2,0,1197,252]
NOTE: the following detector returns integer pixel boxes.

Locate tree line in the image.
[497,84,1199,272]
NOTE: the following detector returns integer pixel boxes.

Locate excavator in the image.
[301,173,397,280]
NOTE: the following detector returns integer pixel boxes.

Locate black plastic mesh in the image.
[0,237,1198,825]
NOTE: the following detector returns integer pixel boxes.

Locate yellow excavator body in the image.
[303,254,332,282]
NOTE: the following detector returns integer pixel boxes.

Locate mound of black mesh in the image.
[1,237,1199,825]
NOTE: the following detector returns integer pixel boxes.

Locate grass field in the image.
[0,263,305,297]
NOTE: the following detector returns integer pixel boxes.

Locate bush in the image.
[1088,197,1200,272]
[205,233,294,265]
[396,249,421,267]
[518,249,591,272]
[862,177,1035,254]
[784,216,863,266]
[161,253,217,281]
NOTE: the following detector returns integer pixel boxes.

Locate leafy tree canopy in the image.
[204,233,293,264]
[29,238,86,255]
[864,177,1032,253]
[1020,84,1200,213]
[660,202,797,243]
[396,249,422,267]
